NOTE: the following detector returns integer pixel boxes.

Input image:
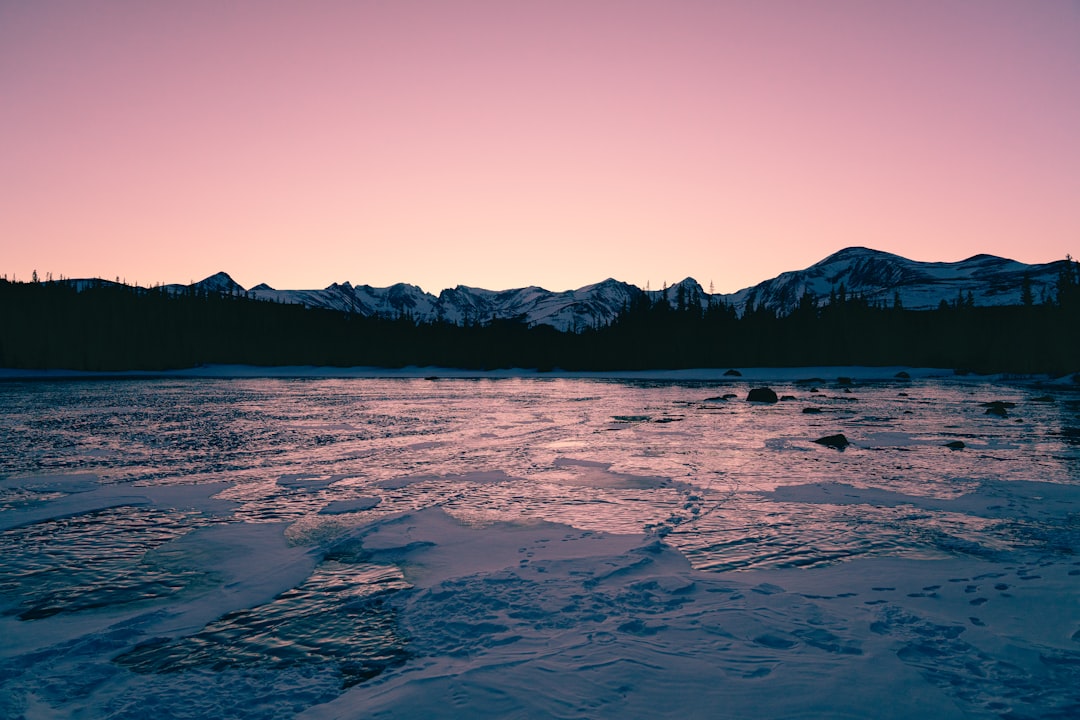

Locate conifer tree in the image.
[1019,275,1033,306]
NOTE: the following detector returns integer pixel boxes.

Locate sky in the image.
[2,1,1079,294]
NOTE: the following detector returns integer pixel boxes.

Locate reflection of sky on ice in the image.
[1,375,1078,718]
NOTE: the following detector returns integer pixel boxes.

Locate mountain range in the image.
[166,247,1068,332]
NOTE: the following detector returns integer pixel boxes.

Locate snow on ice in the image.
[0,372,1077,718]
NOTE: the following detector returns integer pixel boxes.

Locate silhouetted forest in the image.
[2,262,1078,375]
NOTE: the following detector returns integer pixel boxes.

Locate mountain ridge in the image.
[150,247,1069,331]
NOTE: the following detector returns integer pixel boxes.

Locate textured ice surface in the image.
[0,374,1077,718]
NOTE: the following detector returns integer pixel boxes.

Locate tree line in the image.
[1,261,1077,375]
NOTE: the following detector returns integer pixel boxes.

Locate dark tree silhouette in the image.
[1,265,1077,374]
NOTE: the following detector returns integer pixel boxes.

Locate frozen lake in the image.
[1,373,1078,718]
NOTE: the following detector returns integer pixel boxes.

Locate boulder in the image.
[802,407,822,414]
[944,440,966,450]
[780,395,797,401]
[813,433,850,449]
[982,401,1013,417]
[747,387,779,403]
[723,369,742,377]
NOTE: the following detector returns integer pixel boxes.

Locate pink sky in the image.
[3,1,1078,293]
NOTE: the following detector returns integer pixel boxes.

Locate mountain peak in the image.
[327,281,353,291]
[958,253,1011,266]
[193,272,245,293]
[818,247,903,265]
[729,247,1053,315]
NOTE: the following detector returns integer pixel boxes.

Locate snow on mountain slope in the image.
[147,248,1068,330]
[527,279,643,332]
[190,271,246,295]
[250,282,437,318]
[725,247,1063,314]
[246,278,647,331]
[646,277,712,312]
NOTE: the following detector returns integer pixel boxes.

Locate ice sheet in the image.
[1,375,1076,719]
[304,508,1058,720]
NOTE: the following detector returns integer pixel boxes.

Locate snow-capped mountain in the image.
[165,247,1067,330]
[190,271,246,295]
[243,277,649,332]
[727,247,1065,314]
[248,281,438,318]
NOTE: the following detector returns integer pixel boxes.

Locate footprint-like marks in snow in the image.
[875,606,1080,717]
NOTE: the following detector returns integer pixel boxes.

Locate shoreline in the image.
[1,364,958,382]
[1,364,1075,385]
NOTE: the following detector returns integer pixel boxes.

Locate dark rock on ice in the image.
[1031,395,1055,403]
[751,582,786,595]
[802,407,823,414]
[753,633,798,649]
[795,378,825,385]
[747,387,779,403]
[780,395,797,401]
[319,496,382,514]
[895,371,911,379]
[945,440,966,450]
[1056,427,1080,443]
[813,433,850,449]
[723,368,742,377]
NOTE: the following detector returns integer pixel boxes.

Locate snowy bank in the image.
[0,364,960,382]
